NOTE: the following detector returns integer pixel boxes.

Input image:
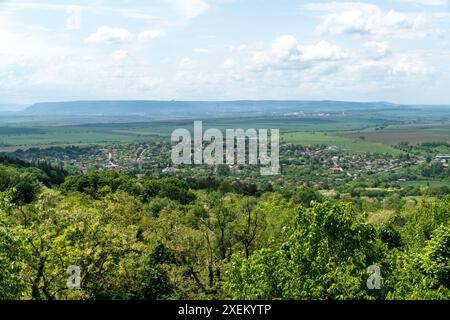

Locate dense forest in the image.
[0,158,448,300]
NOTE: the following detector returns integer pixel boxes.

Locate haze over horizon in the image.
[2,98,450,114]
[1,0,450,105]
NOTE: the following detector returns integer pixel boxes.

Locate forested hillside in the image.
[0,160,448,300]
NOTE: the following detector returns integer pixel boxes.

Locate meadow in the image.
[281,132,401,154]
[338,124,450,145]
[0,109,449,154]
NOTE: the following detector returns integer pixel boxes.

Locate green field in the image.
[0,112,449,152]
[0,126,154,147]
[338,130,450,145]
[282,132,401,154]
[337,123,450,145]
[0,116,382,149]
[397,180,450,188]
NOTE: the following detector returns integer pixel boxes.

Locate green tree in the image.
[0,190,25,299]
[225,201,384,299]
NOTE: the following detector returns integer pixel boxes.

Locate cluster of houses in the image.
[8,141,449,180]
[287,145,420,177]
[435,154,450,165]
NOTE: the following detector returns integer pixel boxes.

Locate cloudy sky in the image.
[1,0,450,105]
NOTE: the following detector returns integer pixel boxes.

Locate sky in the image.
[1,0,450,105]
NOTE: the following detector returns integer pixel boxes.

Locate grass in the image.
[282,132,401,154]
[0,125,161,149]
[0,113,447,151]
[0,115,381,148]
[367,209,397,225]
[397,180,450,188]
[428,128,450,137]
[337,130,450,145]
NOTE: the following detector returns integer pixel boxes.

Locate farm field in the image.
[0,126,155,147]
[0,112,449,154]
[0,115,383,149]
[337,130,450,145]
[397,180,450,188]
[281,132,401,154]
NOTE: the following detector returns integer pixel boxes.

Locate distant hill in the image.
[0,104,27,112]
[23,100,404,118]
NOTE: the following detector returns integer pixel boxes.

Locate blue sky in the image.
[1,0,450,105]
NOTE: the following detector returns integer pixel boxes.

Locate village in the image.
[4,140,448,192]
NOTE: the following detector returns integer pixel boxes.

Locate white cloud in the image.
[229,42,265,53]
[178,58,197,70]
[299,41,348,61]
[0,22,163,101]
[232,33,438,100]
[166,0,209,19]
[271,35,299,59]
[303,2,379,12]
[1,0,449,103]
[363,41,393,59]
[251,35,347,70]
[112,50,129,60]
[1,2,163,22]
[391,53,433,75]
[193,48,212,54]
[174,57,219,89]
[397,0,449,6]
[138,29,166,42]
[222,58,235,69]
[86,26,132,44]
[305,2,429,39]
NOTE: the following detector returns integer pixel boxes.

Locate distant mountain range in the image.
[22,100,410,118]
[0,104,27,112]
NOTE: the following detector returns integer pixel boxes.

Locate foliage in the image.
[0,162,448,300]
[0,190,25,299]
[225,201,384,299]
